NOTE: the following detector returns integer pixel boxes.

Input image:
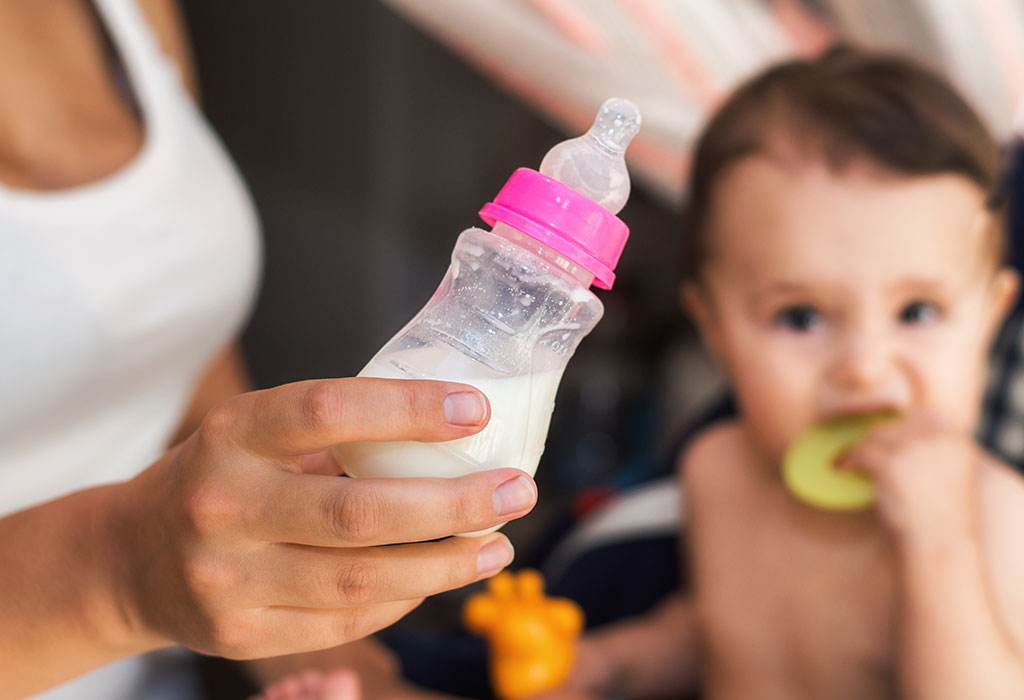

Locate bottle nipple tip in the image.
[591,98,641,152]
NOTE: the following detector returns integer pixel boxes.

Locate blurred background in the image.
[178,0,1024,546]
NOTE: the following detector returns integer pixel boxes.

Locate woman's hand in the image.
[112,377,537,659]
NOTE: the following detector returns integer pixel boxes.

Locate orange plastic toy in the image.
[463,569,585,700]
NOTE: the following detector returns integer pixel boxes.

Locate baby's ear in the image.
[987,266,1020,340]
[680,282,723,361]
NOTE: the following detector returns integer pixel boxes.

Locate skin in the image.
[0,2,537,697]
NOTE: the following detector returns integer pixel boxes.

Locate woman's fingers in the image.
[299,450,345,476]
[237,599,424,659]
[248,467,536,546]
[253,534,514,608]
[220,378,491,458]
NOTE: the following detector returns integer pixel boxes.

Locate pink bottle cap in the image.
[479,168,628,289]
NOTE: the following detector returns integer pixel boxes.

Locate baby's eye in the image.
[775,305,822,332]
[899,300,940,325]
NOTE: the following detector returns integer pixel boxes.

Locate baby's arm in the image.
[246,638,461,699]
[562,592,699,699]
[838,414,1024,699]
[898,524,1024,699]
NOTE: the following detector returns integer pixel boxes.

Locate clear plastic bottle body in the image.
[331,224,603,482]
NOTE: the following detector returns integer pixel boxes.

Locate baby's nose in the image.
[828,330,893,391]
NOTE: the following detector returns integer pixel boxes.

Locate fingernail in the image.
[492,474,536,516]
[477,537,515,575]
[444,391,487,426]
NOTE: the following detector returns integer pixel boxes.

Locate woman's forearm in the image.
[0,343,248,697]
[0,483,164,699]
[169,343,251,445]
[898,529,1024,700]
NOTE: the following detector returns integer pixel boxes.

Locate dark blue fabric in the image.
[977,142,1024,470]
[380,628,493,700]
[547,534,684,628]
[1006,141,1024,301]
[649,395,737,481]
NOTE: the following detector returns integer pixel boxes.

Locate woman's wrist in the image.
[0,481,170,697]
[80,480,169,657]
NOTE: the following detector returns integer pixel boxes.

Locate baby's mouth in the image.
[817,404,901,423]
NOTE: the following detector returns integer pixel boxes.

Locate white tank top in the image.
[0,0,261,696]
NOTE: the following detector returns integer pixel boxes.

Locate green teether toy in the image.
[782,413,894,511]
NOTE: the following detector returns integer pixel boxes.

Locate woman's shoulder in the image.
[137,0,198,97]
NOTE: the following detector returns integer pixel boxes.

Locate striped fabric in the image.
[980,140,1024,470]
[383,0,1024,205]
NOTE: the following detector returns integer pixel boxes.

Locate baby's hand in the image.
[255,668,460,700]
[835,412,980,541]
[255,669,360,700]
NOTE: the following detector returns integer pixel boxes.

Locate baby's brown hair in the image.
[682,46,1006,284]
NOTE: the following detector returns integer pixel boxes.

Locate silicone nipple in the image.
[782,413,895,511]
[539,97,641,214]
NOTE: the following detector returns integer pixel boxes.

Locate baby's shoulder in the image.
[978,457,1024,534]
[676,420,759,496]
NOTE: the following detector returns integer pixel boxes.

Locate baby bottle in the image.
[332,98,641,527]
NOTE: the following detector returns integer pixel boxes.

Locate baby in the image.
[258,47,1024,700]
[557,47,1024,700]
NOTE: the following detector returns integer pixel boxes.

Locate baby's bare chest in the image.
[689,495,899,699]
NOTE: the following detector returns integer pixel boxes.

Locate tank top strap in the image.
[93,0,177,86]
[91,0,187,152]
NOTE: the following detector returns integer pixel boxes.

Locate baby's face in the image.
[688,155,1017,462]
